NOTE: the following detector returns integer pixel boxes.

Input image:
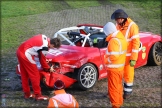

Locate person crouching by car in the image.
[47,80,79,108]
[103,22,127,108]
[16,34,61,101]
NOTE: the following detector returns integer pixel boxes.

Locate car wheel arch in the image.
[147,41,162,66]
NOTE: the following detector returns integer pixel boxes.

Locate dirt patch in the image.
[1,54,161,107]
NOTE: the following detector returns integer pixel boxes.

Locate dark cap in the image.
[111,9,128,20]
[54,80,65,90]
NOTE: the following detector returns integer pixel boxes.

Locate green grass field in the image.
[1,0,161,54]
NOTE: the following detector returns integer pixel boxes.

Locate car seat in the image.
[90,32,108,48]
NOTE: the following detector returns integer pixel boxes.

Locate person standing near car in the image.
[103,22,127,108]
[47,80,79,108]
[16,34,61,100]
[111,9,140,99]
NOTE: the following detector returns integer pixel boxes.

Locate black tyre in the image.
[147,42,162,66]
[77,63,98,90]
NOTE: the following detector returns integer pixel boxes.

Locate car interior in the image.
[72,32,108,48]
[61,26,108,48]
[89,32,108,48]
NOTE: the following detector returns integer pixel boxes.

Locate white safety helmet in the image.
[103,22,117,36]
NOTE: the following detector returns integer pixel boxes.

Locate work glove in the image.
[130,60,136,67]
[93,38,98,44]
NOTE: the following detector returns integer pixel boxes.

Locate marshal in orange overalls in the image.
[111,9,140,98]
[103,22,127,108]
[116,18,140,96]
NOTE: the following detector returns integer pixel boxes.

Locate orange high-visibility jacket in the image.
[116,18,140,64]
[47,89,79,108]
[104,30,127,71]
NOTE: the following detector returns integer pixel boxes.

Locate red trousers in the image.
[107,70,123,107]
[16,49,41,95]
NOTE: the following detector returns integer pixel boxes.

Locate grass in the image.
[1,0,102,54]
[1,0,161,54]
[1,0,71,18]
[65,0,101,8]
[1,0,104,18]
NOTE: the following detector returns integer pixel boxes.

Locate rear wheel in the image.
[147,42,162,66]
[77,63,98,90]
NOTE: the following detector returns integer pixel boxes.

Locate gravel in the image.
[1,63,161,107]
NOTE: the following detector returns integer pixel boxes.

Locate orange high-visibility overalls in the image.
[104,30,127,108]
[116,18,140,95]
[47,89,79,108]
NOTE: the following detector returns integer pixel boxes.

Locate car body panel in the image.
[46,45,108,80]
[16,24,162,89]
[135,32,162,68]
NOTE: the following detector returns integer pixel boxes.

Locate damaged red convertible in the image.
[16,24,162,90]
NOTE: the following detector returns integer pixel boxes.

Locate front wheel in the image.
[77,63,98,90]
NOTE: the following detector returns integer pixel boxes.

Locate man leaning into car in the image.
[103,22,127,108]
[16,34,61,101]
[111,9,140,99]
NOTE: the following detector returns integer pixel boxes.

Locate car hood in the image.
[46,45,86,64]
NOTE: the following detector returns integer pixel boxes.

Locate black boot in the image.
[123,92,131,99]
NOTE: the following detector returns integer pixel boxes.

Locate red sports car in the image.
[16,24,162,90]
